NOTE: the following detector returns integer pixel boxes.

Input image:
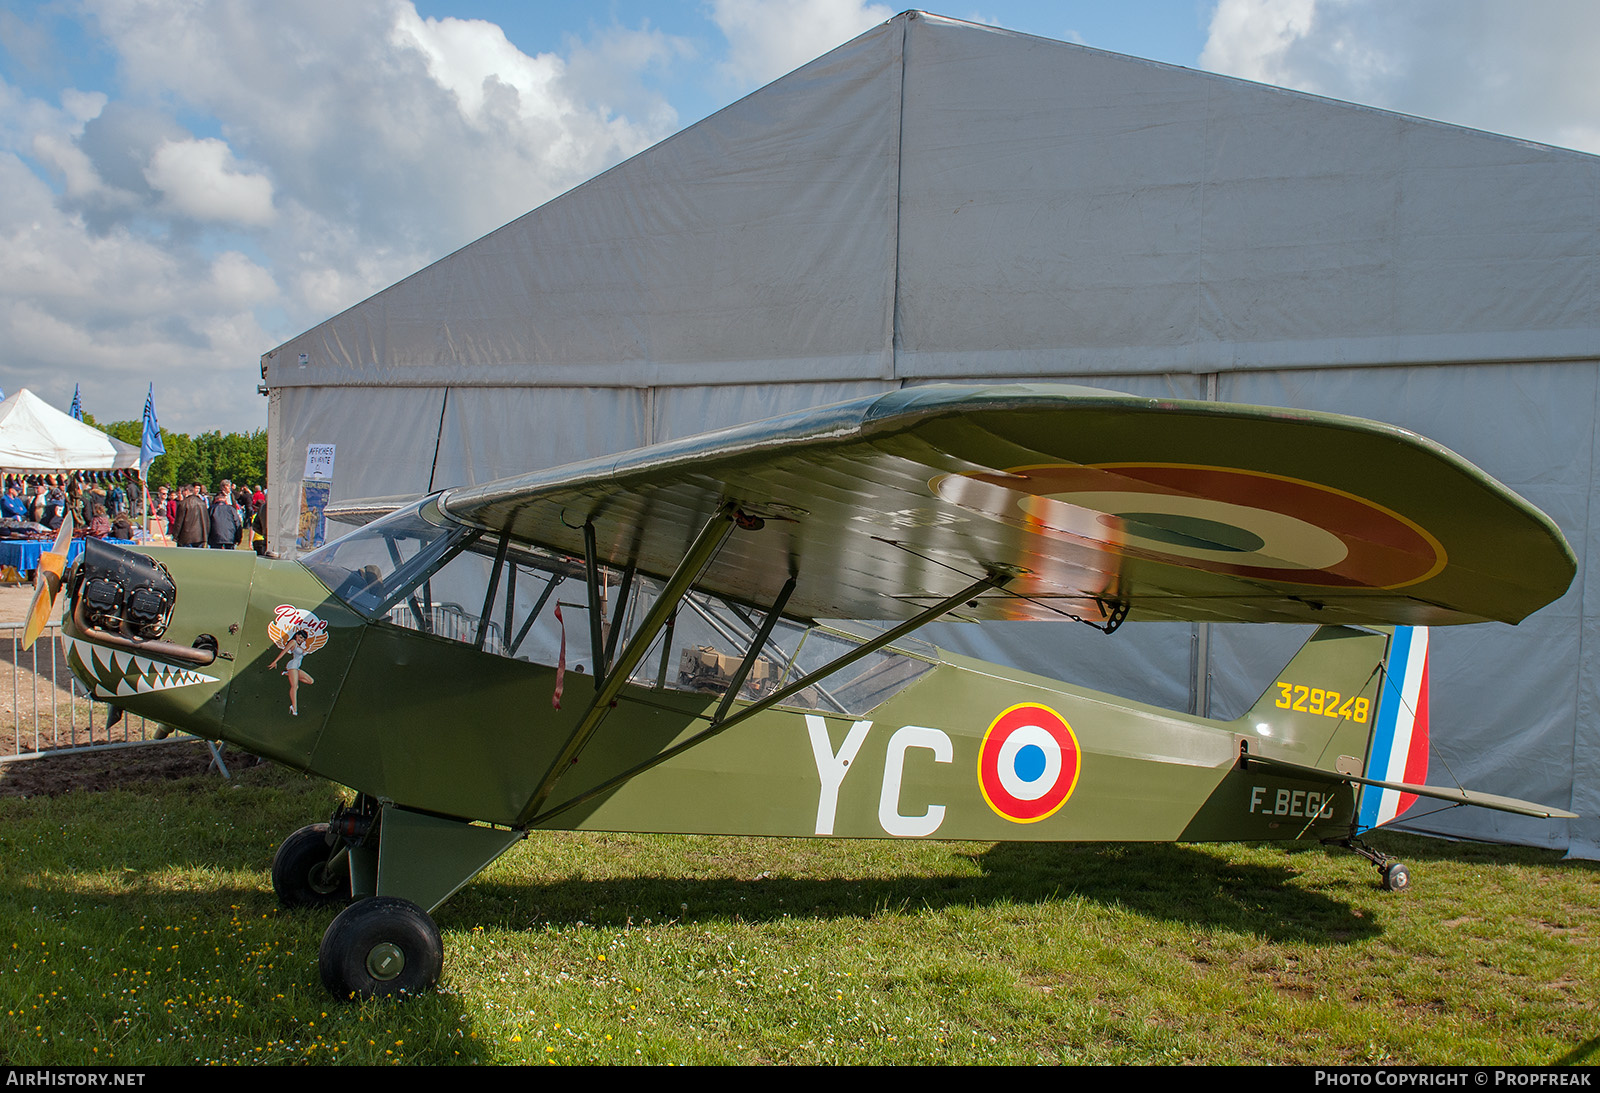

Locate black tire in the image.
[271,823,351,908]
[319,897,443,1000]
[1381,862,1412,892]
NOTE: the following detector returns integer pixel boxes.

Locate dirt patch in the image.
[0,580,40,626]
[0,738,264,797]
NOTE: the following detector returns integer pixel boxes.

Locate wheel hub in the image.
[307,863,340,896]
[366,942,406,981]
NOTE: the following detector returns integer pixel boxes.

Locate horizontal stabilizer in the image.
[1243,754,1578,821]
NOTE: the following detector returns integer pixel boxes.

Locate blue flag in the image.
[139,384,165,471]
[70,384,82,420]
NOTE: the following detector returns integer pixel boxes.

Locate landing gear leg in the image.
[312,802,524,1001]
[1328,836,1412,892]
[271,795,380,908]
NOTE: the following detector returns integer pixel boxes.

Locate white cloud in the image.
[1202,0,1600,154]
[1199,0,1317,89]
[709,0,895,90]
[0,152,275,427]
[32,131,117,203]
[389,7,566,126]
[82,0,676,249]
[0,0,694,430]
[144,138,275,226]
[208,251,278,310]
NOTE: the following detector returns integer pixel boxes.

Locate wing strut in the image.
[523,503,739,820]
[507,573,563,659]
[522,565,1018,828]
[582,521,607,691]
[710,576,797,726]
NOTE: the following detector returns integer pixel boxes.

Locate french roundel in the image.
[932,463,1445,590]
[978,703,1081,823]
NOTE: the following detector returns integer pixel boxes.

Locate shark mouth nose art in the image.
[63,637,218,699]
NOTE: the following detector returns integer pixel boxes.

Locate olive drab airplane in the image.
[25,384,1579,1000]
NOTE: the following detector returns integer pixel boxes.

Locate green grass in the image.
[0,760,1596,1065]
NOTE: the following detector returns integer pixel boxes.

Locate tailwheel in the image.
[319,897,443,1000]
[271,823,352,908]
[1326,835,1413,892]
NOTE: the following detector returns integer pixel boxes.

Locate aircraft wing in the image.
[389,383,1572,627]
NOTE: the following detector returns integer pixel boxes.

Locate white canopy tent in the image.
[262,12,1600,855]
[0,389,139,472]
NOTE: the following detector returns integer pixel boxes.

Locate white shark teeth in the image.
[65,638,219,698]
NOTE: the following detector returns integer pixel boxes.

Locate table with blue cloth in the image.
[0,538,134,575]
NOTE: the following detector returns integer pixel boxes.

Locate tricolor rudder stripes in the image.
[1358,626,1431,829]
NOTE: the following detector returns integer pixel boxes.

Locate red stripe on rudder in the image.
[1396,655,1431,817]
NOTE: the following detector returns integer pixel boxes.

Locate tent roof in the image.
[0,389,140,471]
[263,10,1600,393]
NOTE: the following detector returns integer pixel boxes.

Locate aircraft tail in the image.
[1237,624,1574,825]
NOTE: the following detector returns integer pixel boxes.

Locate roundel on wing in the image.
[978,703,1081,823]
[932,463,1445,590]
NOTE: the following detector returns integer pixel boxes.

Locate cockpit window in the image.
[302,500,469,617]
[619,582,935,715]
[306,503,934,715]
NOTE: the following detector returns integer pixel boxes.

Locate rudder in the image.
[1356,626,1431,829]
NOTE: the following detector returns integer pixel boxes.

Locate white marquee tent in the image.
[262,12,1600,854]
[0,388,139,472]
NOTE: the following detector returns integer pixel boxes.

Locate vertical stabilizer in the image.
[1236,625,1389,772]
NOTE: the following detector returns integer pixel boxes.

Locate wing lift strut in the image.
[517,503,1020,828]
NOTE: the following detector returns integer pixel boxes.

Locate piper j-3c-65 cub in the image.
[27,384,1578,1000]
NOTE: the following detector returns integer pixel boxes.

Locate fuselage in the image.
[60,538,1364,846]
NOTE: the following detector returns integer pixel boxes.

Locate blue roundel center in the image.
[1013,743,1047,782]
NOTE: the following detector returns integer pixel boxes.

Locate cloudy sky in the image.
[2,0,1598,433]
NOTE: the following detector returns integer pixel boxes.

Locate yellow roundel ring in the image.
[978,703,1081,823]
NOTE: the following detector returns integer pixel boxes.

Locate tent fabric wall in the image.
[263,12,1600,854]
[896,21,1599,380]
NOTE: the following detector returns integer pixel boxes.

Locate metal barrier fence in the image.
[0,619,165,764]
[384,601,506,654]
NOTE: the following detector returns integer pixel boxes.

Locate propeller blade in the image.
[21,511,74,650]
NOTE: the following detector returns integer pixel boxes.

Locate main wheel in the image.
[271,823,351,908]
[319,897,443,1000]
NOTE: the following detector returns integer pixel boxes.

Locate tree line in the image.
[86,415,268,492]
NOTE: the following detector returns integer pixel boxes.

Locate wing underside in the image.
[338,384,1572,628]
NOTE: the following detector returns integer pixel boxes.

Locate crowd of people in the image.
[1,469,142,540]
[0,469,268,554]
[156,480,268,554]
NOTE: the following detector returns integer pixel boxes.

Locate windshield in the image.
[302,499,470,617]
